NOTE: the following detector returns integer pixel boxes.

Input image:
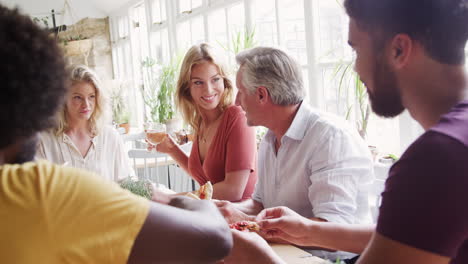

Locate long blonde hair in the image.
[175,43,234,134]
[55,65,107,136]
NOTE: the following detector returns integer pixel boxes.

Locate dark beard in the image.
[368,56,405,118]
[12,136,38,164]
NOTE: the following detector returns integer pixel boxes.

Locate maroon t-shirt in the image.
[377,100,468,264]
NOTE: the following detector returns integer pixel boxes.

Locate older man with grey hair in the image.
[216,46,374,261]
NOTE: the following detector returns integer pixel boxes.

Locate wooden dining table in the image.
[270,243,329,264]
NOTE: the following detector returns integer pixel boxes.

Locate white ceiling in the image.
[2,0,131,24]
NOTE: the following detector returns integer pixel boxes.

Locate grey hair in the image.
[235,47,305,105]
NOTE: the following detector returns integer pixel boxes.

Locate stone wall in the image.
[58,17,113,81]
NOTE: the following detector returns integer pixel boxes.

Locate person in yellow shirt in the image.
[0,4,232,264]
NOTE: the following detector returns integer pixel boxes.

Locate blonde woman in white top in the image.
[36,65,132,182]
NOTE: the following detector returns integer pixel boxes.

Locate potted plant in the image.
[218,27,257,75]
[110,81,131,134]
[119,178,153,199]
[117,111,131,134]
[141,56,182,132]
[332,60,370,139]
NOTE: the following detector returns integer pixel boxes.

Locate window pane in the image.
[118,16,129,39]
[302,67,310,102]
[179,0,201,13]
[317,0,349,63]
[280,0,307,65]
[227,2,245,41]
[151,0,166,24]
[226,2,245,66]
[321,67,351,117]
[253,0,278,46]
[366,115,401,156]
[123,42,132,77]
[150,28,170,63]
[191,16,205,45]
[179,0,191,13]
[192,0,202,9]
[208,9,228,49]
[177,16,205,53]
[177,21,191,52]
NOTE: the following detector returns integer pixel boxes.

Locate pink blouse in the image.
[188,105,257,201]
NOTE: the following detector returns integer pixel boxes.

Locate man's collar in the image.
[283,102,309,141]
[264,102,310,143]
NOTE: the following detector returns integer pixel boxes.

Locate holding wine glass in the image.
[146,123,166,151]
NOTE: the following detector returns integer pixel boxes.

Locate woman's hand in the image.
[146,133,178,154]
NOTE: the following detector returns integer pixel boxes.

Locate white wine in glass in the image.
[146,123,166,147]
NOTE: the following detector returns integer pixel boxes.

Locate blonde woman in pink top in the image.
[155,43,257,202]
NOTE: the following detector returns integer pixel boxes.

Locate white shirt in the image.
[253,103,374,259]
[36,125,133,182]
[253,103,374,222]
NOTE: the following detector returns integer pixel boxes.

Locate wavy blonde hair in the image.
[175,43,234,134]
[55,65,107,136]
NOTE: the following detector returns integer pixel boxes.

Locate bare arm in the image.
[215,198,264,224]
[211,169,250,201]
[308,221,373,253]
[234,198,264,215]
[128,197,233,264]
[357,232,450,264]
[151,170,250,203]
[154,135,190,173]
[258,206,373,254]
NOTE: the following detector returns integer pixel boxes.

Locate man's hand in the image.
[256,206,315,247]
[214,200,254,224]
[223,230,285,264]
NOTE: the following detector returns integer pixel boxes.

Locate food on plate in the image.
[229,221,260,232]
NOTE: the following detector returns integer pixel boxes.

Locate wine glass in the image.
[145,123,166,151]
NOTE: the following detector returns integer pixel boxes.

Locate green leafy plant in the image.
[119,178,153,199]
[383,153,399,161]
[141,56,181,124]
[33,16,50,28]
[218,27,257,74]
[229,27,257,55]
[110,81,130,124]
[332,60,370,139]
[255,127,267,149]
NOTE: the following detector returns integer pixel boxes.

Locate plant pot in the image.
[119,123,130,134]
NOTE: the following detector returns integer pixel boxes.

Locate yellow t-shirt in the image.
[0,160,150,264]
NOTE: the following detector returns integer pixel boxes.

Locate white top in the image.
[36,126,133,182]
[253,103,374,259]
[253,103,374,221]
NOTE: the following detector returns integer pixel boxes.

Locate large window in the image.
[109,0,422,156]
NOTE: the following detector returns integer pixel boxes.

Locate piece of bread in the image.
[185,192,201,200]
[196,181,213,200]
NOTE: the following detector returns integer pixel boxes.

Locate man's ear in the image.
[389,34,412,70]
[256,86,269,104]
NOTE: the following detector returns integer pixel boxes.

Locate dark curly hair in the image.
[0,5,68,149]
[344,0,468,65]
